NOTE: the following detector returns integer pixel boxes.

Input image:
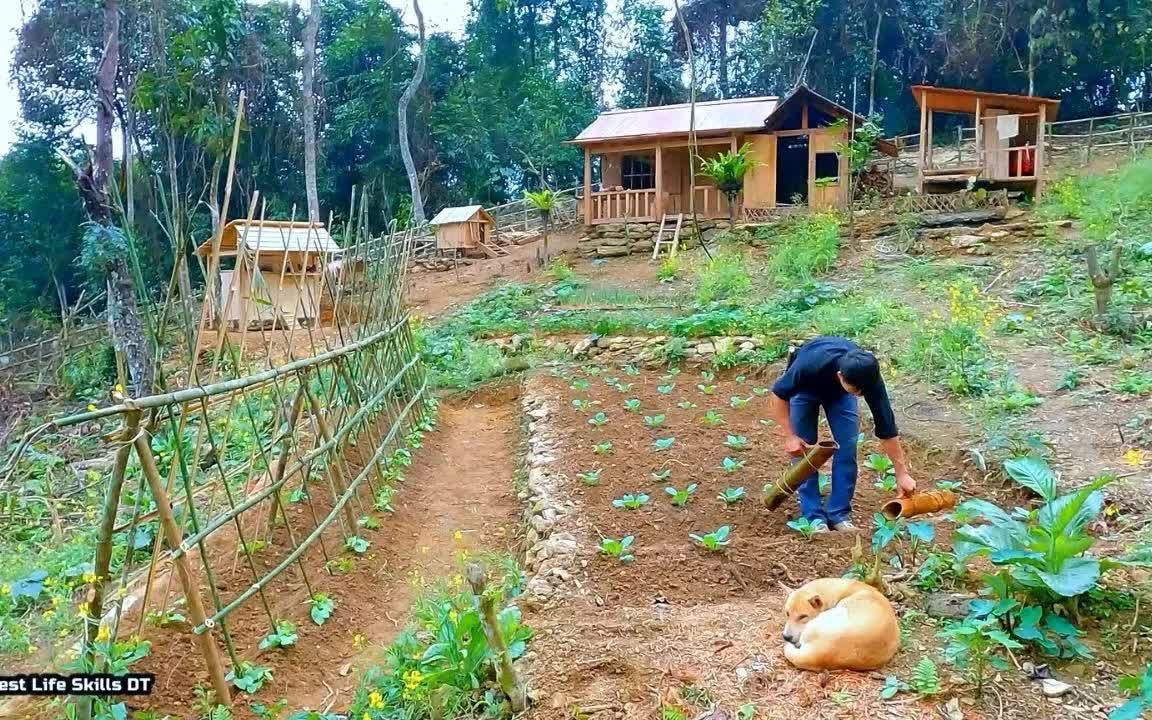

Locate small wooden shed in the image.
[429,205,495,251]
[196,220,343,329]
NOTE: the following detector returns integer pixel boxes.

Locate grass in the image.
[764,211,840,284]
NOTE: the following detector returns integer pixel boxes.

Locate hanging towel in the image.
[997,114,1019,140]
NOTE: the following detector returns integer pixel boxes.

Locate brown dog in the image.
[781,578,899,671]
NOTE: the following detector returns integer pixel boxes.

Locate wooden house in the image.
[571,85,895,225]
[429,205,495,251]
[196,220,342,329]
[912,85,1060,199]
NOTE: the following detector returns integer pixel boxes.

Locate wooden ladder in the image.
[651,213,683,261]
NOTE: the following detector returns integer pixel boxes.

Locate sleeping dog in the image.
[781,578,899,671]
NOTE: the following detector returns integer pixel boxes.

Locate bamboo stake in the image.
[133,429,232,706]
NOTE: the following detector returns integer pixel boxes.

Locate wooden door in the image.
[742,134,777,208]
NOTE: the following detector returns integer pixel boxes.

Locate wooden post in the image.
[654,143,664,220]
[303,382,359,531]
[1086,117,1095,162]
[1035,103,1047,200]
[926,110,934,168]
[582,147,592,225]
[264,387,306,537]
[134,429,232,707]
[974,98,984,176]
[916,90,928,193]
[956,125,963,164]
[1130,112,1137,156]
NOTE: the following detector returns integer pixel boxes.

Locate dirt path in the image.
[287,387,524,712]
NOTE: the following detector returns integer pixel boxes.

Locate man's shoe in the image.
[831,519,858,532]
[809,519,831,534]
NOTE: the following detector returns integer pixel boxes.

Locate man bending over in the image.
[767,336,916,532]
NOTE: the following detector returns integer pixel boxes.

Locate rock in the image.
[714,337,735,355]
[599,235,630,247]
[531,515,554,534]
[739,342,755,352]
[695,342,716,355]
[701,227,726,245]
[949,234,985,249]
[630,240,654,253]
[572,336,597,357]
[939,698,963,720]
[919,209,1005,227]
[1040,679,1073,698]
[596,245,630,257]
[925,592,975,620]
[982,230,1010,240]
[1004,207,1026,220]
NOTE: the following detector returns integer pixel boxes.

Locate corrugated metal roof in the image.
[196,221,342,256]
[428,205,492,225]
[573,96,779,144]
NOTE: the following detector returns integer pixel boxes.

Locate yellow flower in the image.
[87,404,97,412]
[368,690,384,709]
[449,574,463,590]
[362,713,371,720]
[1123,448,1147,467]
[452,530,464,542]
[82,572,98,584]
[448,610,458,623]
[352,633,366,650]
[402,669,424,690]
[0,583,9,596]
[77,602,90,617]
[41,609,56,620]
[95,625,110,643]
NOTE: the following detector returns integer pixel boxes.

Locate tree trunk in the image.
[1086,244,1122,321]
[302,0,321,224]
[717,17,728,99]
[398,0,427,225]
[868,9,882,116]
[542,212,550,262]
[82,0,152,397]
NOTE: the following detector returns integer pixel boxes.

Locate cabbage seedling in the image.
[258,620,298,651]
[588,412,609,427]
[752,387,770,396]
[653,437,675,451]
[644,414,666,429]
[612,493,650,510]
[720,456,745,473]
[718,487,746,504]
[593,441,614,455]
[657,383,675,394]
[228,662,272,693]
[701,371,716,382]
[936,480,962,492]
[677,399,697,409]
[665,483,697,506]
[572,398,592,411]
[571,379,590,392]
[623,364,641,376]
[701,410,725,426]
[651,468,672,482]
[787,517,820,539]
[599,535,635,563]
[729,395,751,409]
[624,398,641,412]
[690,525,731,551]
[578,469,602,485]
[308,594,335,626]
[603,376,619,385]
[697,384,717,395]
[344,535,370,554]
[724,434,749,450]
[357,515,381,530]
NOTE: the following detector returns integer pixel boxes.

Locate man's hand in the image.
[896,472,917,498]
[783,434,808,457]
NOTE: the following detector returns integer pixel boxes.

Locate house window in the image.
[814,152,840,185]
[622,154,654,190]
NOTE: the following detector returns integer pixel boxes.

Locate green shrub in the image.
[58,340,117,400]
[766,212,840,283]
[694,250,751,305]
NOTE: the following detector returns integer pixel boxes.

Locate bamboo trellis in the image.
[2,187,429,710]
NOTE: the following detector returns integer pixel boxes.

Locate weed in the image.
[145,601,187,628]
[251,699,288,720]
[1113,663,1152,720]
[308,594,335,626]
[724,434,749,450]
[910,657,941,696]
[903,282,997,396]
[599,536,635,563]
[644,414,667,429]
[1058,367,1084,391]
[718,487,746,504]
[259,620,298,651]
[653,437,676,451]
[713,347,740,369]
[227,662,273,693]
[766,212,840,283]
[689,525,731,551]
[578,469,602,485]
[657,256,681,284]
[695,250,752,305]
[939,615,1020,697]
[612,493,651,510]
[1115,371,1152,396]
[665,484,698,507]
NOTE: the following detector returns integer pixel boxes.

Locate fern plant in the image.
[910,657,941,696]
[696,143,756,224]
[524,188,558,261]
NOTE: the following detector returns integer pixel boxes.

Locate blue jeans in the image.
[789,391,859,524]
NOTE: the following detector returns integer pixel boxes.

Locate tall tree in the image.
[302,0,321,223]
[614,0,685,108]
[398,0,427,225]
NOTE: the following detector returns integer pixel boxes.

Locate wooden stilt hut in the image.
[196,220,343,329]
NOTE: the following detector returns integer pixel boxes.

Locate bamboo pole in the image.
[133,428,232,706]
[302,377,359,531]
[764,441,838,510]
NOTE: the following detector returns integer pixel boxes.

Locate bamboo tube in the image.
[881,490,957,520]
[764,440,838,510]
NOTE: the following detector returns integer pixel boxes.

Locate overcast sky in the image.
[0,0,662,153]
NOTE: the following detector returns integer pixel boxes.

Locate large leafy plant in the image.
[953,456,1118,605]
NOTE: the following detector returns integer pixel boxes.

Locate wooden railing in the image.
[588,189,658,224]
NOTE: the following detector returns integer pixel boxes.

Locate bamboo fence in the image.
[2,186,429,708]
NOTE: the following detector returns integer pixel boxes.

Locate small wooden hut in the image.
[429,205,495,252]
[196,220,343,329]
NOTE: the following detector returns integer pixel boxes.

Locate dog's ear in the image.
[808,595,823,611]
[778,581,795,596]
